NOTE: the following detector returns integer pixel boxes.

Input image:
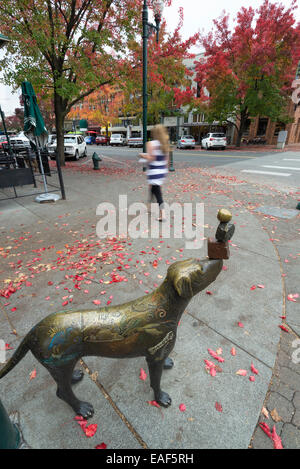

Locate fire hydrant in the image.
[92,152,102,170]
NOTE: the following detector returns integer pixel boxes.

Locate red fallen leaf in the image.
[236,369,247,376]
[106,300,112,305]
[75,416,97,437]
[215,402,223,412]
[93,300,101,305]
[84,424,98,438]
[231,347,236,356]
[48,281,53,286]
[204,359,216,368]
[271,425,283,449]
[147,400,161,409]
[11,307,17,312]
[259,422,272,438]
[95,442,107,449]
[75,416,87,431]
[206,290,213,295]
[251,363,259,375]
[279,325,289,333]
[62,301,68,306]
[210,367,217,377]
[147,400,164,418]
[179,403,186,412]
[238,322,244,328]
[207,348,225,363]
[249,376,255,382]
[29,368,37,380]
[222,266,228,271]
[5,343,13,350]
[250,285,257,291]
[139,368,147,381]
[257,284,265,289]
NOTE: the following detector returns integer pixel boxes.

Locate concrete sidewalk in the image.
[0,159,290,449]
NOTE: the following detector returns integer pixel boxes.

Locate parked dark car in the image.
[96,135,109,145]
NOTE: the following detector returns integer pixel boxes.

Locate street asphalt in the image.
[0,147,300,449]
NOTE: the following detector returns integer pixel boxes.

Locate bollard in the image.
[92,152,102,170]
[297,202,300,210]
[169,150,175,172]
[0,399,30,449]
[0,399,20,449]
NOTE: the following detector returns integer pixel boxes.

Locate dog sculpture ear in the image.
[174,275,193,299]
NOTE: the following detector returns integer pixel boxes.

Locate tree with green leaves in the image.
[0,0,160,164]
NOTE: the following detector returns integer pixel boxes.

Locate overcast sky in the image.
[1,0,299,116]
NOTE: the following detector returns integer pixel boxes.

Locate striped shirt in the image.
[147,140,168,186]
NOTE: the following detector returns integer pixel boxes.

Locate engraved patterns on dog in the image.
[148,331,175,355]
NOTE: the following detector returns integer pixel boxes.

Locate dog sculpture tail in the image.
[0,335,30,379]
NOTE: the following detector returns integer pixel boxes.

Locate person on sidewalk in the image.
[140,124,169,221]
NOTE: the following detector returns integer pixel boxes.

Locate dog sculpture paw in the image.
[75,401,94,419]
[156,391,172,407]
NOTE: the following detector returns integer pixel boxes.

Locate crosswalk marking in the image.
[283,159,300,161]
[262,165,300,171]
[241,170,291,176]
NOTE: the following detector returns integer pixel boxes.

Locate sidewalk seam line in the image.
[79,358,148,449]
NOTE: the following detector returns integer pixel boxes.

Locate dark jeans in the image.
[149,185,164,208]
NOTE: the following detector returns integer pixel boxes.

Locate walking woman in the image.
[140,124,169,221]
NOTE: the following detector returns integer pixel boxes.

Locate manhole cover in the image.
[254,206,299,219]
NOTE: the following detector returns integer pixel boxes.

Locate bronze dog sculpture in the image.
[0,258,222,418]
[0,210,232,419]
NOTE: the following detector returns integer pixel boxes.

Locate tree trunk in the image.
[235,109,248,148]
[54,92,66,166]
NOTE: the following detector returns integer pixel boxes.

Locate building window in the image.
[243,119,251,136]
[257,118,268,136]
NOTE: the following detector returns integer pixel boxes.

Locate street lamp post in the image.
[142,0,164,155]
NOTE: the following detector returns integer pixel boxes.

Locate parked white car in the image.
[8,135,31,151]
[201,133,227,150]
[48,134,87,160]
[110,134,126,146]
[177,135,195,149]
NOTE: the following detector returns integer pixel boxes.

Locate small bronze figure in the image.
[0,210,233,419]
[208,209,235,260]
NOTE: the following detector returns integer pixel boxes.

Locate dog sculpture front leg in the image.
[146,357,172,407]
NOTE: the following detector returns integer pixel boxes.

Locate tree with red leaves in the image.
[0,0,172,164]
[192,0,300,146]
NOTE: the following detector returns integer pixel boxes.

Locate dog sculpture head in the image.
[167,258,223,299]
